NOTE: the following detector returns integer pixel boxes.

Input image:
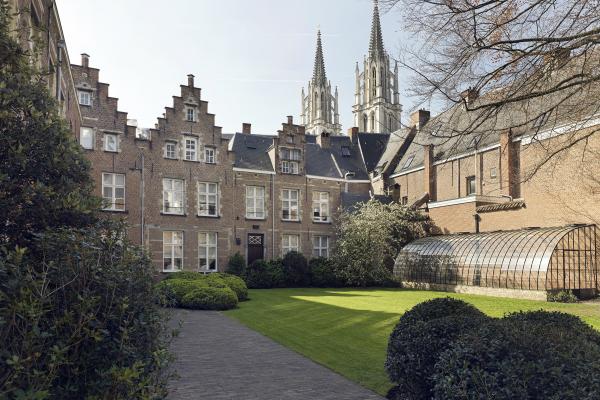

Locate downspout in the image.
[272,173,276,259]
[140,152,145,247]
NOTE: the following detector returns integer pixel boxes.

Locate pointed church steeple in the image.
[368,0,385,58]
[312,29,327,86]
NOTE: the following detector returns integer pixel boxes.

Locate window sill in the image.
[281,219,301,223]
[102,209,128,214]
[312,220,332,224]
[104,150,119,153]
[162,270,182,274]
[183,159,200,163]
[161,212,187,217]
[197,214,220,219]
[245,217,266,221]
[164,157,178,160]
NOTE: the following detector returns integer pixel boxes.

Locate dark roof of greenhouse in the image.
[399,225,593,272]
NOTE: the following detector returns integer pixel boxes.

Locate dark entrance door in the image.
[247,234,264,266]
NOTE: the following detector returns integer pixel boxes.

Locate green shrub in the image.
[385,299,489,399]
[282,251,310,287]
[433,317,600,400]
[165,270,206,280]
[547,289,579,303]
[309,257,339,287]
[245,260,273,288]
[267,259,286,288]
[218,273,249,301]
[180,287,238,310]
[226,252,246,277]
[396,297,485,326]
[155,279,210,305]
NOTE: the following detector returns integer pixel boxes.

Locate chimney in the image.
[500,130,517,198]
[423,144,436,201]
[347,126,359,143]
[187,74,195,87]
[392,183,401,203]
[460,88,479,106]
[242,123,251,134]
[287,115,294,125]
[316,131,331,149]
[81,53,89,68]
[410,109,430,129]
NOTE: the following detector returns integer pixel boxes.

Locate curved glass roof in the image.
[399,226,585,273]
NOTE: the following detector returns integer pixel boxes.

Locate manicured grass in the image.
[224,288,600,395]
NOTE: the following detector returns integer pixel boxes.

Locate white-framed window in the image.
[163,231,183,272]
[186,107,196,122]
[205,147,215,164]
[281,160,299,174]
[184,137,197,161]
[80,127,94,149]
[282,234,300,255]
[198,232,218,271]
[281,148,301,161]
[312,191,330,222]
[78,90,91,106]
[246,186,265,219]
[163,178,185,214]
[490,167,498,179]
[165,142,177,159]
[104,133,118,152]
[198,182,218,216]
[102,173,125,211]
[282,189,299,221]
[466,175,476,196]
[313,236,329,258]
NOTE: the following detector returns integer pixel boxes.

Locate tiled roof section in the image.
[305,143,340,178]
[393,54,600,176]
[477,200,526,213]
[330,136,370,180]
[357,133,390,172]
[230,133,274,172]
[340,192,392,210]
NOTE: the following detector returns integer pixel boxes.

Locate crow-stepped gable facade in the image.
[300,30,341,136]
[353,0,402,133]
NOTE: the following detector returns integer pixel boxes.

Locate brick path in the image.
[167,309,384,400]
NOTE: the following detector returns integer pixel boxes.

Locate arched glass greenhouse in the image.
[395,225,599,296]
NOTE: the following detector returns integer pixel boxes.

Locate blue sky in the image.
[57,0,414,134]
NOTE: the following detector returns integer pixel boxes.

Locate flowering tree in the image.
[333,200,434,287]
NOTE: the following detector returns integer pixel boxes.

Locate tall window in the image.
[163,178,185,214]
[205,147,215,164]
[102,173,125,211]
[466,175,476,196]
[313,236,329,258]
[246,186,265,219]
[312,192,330,222]
[281,160,299,174]
[198,232,218,271]
[282,234,300,255]
[165,142,177,159]
[282,189,299,221]
[163,231,183,272]
[184,137,197,161]
[198,182,218,216]
[186,107,196,122]
[78,90,91,106]
[280,148,301,161]
[104,133,118,152]
[80,127,94,149]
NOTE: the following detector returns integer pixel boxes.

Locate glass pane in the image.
[115,174,125,186]
[103,174,112,185]
[199,233,207,245]
[209,233,217,245]
[103,187,113,198]
[115,188,125,198]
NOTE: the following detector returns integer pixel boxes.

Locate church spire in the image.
[312,29,327,86]
[368,0,385,58]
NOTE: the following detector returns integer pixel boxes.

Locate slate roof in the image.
[229,133,275,172]
[375,127,414,174]
[357,133,390,172]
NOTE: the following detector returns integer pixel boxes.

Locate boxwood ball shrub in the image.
[433,317,600,400]
[282,251,310,287]
[395,297,486,327]
[156,279,209,306]
[218,273,249,301]
[181,287,238,310]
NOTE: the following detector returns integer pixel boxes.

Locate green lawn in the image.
[224,288,600,395]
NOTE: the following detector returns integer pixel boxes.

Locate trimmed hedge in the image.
[161,271,248,301]
[281,251,310,287]
[180,287,238,310]
[386,298,489,399]
[433,317,600,400]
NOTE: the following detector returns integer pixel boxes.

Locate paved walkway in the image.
[167,309,384,400]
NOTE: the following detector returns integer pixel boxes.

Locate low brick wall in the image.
[402,281,547,301]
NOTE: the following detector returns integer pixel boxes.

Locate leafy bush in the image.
[180,287,238,310]
[156,278,210,305]
[433,317,600,400]
[0,223,173,399]
[309,257,340,287]
[165,271,207,280]
[157,272,249,303]
[547,289,579,303]
[218,273,249,301]
[282,251,310,287]
[386,299,489,399]
[333,200,434,286]
[226,252,246,277]
[245,260,273,288]
[266,259,286,288]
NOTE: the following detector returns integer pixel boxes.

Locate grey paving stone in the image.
[167,309,384,400]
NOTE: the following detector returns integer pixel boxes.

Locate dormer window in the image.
[78,90,91,106]
[401,155,414,171]
[281,160,299,174]
[186,107,196,122]
[281,148,301,161]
